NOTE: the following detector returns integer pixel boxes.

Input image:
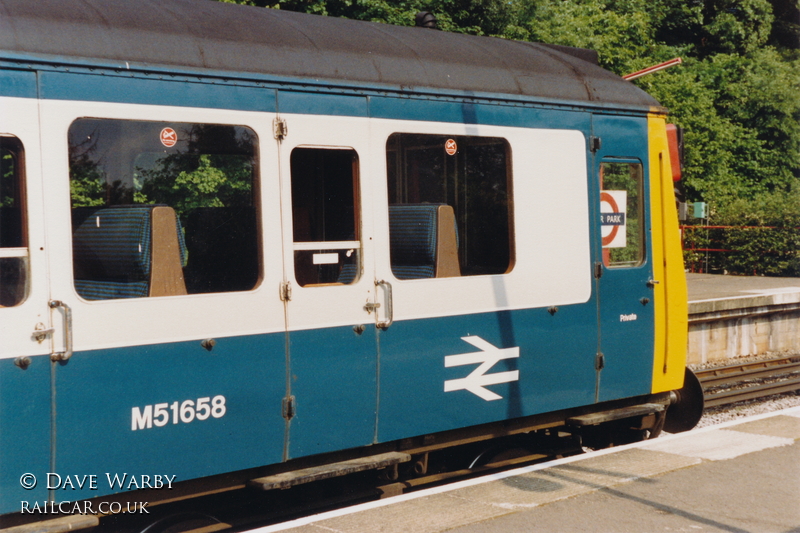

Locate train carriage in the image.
[0,0,692,529]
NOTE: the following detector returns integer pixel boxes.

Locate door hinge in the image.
[590,135,602,153]
[282,395,296,420]
[279,281,292,301]
[595,352,605,371]
[594,261,603,279]
[273,118,288,140]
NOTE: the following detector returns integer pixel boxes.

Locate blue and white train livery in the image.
[0,0,694,530]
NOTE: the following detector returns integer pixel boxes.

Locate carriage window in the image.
[68,119,260,300]
[290,147,360,287]
[0,137,28,307]
[601,161,644,268]
[386,133,512,278]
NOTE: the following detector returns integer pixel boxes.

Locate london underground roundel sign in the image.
[600,190,627,248]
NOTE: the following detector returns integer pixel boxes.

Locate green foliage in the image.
[69,151,107,208]
[638,51,800,206]
[518,0,799,210]
[69,125,254,217]
[1,150,17,208]
[259,0,522,36]
[683,225,800,276]
[137,154,252,217]
[603,162,644,266]
[698,0,775,55]
[769,0,800,49]
[136,126,254,218]
[684,191,800,275]
[523,0,661,73]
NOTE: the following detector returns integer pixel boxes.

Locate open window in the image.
[386,133,513,278]
[290,147,361,287]
[68,119,261,300]
[0,136,28,307]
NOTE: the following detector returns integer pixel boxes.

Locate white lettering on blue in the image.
[131,396,226,431]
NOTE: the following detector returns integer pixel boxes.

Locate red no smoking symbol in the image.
[445,139,457,156]
[600,191,620,246]
[160,127,177,147]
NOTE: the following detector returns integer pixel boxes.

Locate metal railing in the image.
[681,225,800,275]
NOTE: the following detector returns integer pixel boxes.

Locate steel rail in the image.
[697,356,800,408]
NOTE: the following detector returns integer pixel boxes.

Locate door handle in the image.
[49,300,73,361]
[375,280,393,329]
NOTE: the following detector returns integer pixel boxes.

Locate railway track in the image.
[696,356,800,408]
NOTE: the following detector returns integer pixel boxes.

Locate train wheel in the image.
[663,367,704,433]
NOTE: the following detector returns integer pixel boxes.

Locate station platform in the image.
[686,274,800,364]
[258,406,800,533]
[687,272,800,302]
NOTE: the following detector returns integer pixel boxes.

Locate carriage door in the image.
[593,114,655,402]
[0,92,53,511]
[276,102,378,459]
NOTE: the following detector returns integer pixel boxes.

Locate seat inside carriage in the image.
[71,205,187,300]
[328,203,462,285]
[388,203,460,280]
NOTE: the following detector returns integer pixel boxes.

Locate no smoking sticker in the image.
[160,127,178,147]
[445,139,457,156]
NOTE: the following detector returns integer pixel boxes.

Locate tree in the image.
[768,0,800,49]
[243,0,523,36]
[69,135,108,207]
[137,126,254,218]
[517,0,799,209]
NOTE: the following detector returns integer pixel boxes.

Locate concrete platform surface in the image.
[255,407,800,533]
[687,273,800,302]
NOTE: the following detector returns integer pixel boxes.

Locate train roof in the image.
[0,0,660,110]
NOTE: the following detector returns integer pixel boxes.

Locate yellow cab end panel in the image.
[648,114,689,393]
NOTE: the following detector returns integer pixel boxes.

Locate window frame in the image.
[0,135,29,307]
[66,117,263,300]
[289,145,362,287]
[385,132,515,280]
[599,158,646,269]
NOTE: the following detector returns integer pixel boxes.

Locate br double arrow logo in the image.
[443,336,520,401]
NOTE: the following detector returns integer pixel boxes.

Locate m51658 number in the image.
[131,395,226,431]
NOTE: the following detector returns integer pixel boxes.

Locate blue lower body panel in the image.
[50,333,285,502]
[598,268,656,403]
[287,325,377,459]
[0,355,51,515]
[1,298,657,513]
[376,304,598,442]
